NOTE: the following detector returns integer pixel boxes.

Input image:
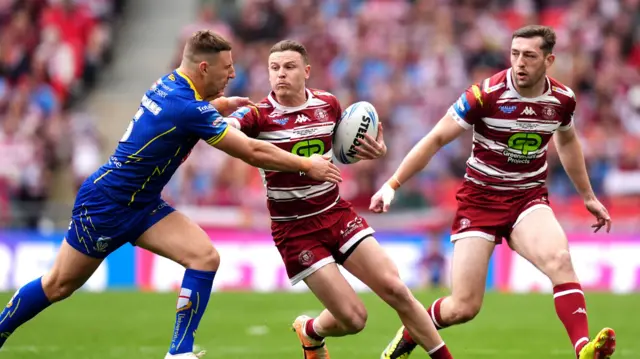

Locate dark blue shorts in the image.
[65,181,175,259]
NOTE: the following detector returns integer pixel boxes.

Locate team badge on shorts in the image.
[459,218,471,230]
[298,250,315,266]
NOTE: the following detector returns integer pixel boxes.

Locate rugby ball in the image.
[333,101,379,164]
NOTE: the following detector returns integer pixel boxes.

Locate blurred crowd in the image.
[164,0,640,214]
[0,0,124,227]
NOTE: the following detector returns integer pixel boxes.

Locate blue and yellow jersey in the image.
[90,70,228,206]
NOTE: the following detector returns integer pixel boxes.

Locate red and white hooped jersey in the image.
[227,88,342,221]
[449,69,577,190]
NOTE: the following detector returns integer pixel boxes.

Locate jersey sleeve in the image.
[176,100,229,146]
[227,105,262,138]
[558,94,576,131]
[447,84,485,130]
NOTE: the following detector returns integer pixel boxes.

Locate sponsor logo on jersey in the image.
[504,133,543,164]
[499,105,517,114]
[273,118,289,125]
[291,139,324,157]
[141,95,162,115]
[197,104,217,114]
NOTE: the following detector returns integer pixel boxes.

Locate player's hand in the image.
[584,197,612,233]
[355,123,387,160]
[306,154,342,183]
[369,183,395,213]
[225,96,255,110]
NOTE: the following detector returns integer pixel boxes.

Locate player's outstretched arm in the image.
[214,127,342,183]
[370,113,466,213]
[210,96,255,117]
[554,126,611,232]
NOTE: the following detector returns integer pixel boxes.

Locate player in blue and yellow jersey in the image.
[0,30,341,358]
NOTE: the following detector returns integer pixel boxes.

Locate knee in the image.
[449,298,482,323]
[378,278,415,309]
[340,303,368,334]
[543,249,576,281]
[185,244,220,271]
[41,273,79,303]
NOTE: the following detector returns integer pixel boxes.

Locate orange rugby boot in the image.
[291,315,330,359]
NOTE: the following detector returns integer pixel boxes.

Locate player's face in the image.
[510,37,555,89]
[268,51,310,99]
[200,50,235,99]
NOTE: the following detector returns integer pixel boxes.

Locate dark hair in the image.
[512,25,556,54]
[269,40,309,64]
[184,30,232,60]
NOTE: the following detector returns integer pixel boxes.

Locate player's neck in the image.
[275,91,307,108]
[177,66,206,99]
[514,74,547,98]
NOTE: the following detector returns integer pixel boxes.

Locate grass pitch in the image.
[0,290,636,358]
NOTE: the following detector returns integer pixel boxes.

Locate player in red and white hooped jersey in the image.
[372,26,616,359]
[224,40,455,359]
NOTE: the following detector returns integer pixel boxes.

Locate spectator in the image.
[162,0,638,217]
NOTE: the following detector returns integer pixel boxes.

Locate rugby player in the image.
[0,30,341,359]
[371,25,616,359]
[225,40,454,359]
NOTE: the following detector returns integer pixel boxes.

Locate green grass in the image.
[0,290,636,358]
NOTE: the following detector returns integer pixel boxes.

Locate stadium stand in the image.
[164,0,640,221]
[2,0,638,230]
[0,0,126,228]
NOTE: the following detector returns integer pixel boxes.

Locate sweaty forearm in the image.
[248,139,312,173]
[557,139,595,200]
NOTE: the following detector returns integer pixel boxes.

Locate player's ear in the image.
[305,64,311,80]
[545,53,555,68]
[198,61,208,75]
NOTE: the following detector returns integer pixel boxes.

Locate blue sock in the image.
[0,277,51,348]
[169,269,216,355]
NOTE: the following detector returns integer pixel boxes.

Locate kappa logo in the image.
[295,114,311,124]
[520,106,537,116]
[572,307,587,315]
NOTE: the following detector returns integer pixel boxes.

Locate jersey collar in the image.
[506,68,551,99]
[175,69,203,101]
[267,88,313,113]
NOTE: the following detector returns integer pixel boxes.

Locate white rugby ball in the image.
[333,101,379,164]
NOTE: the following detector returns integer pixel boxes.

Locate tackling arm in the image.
[388,113,467,189]
[213,126,313,173]
[553,126,596,200]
